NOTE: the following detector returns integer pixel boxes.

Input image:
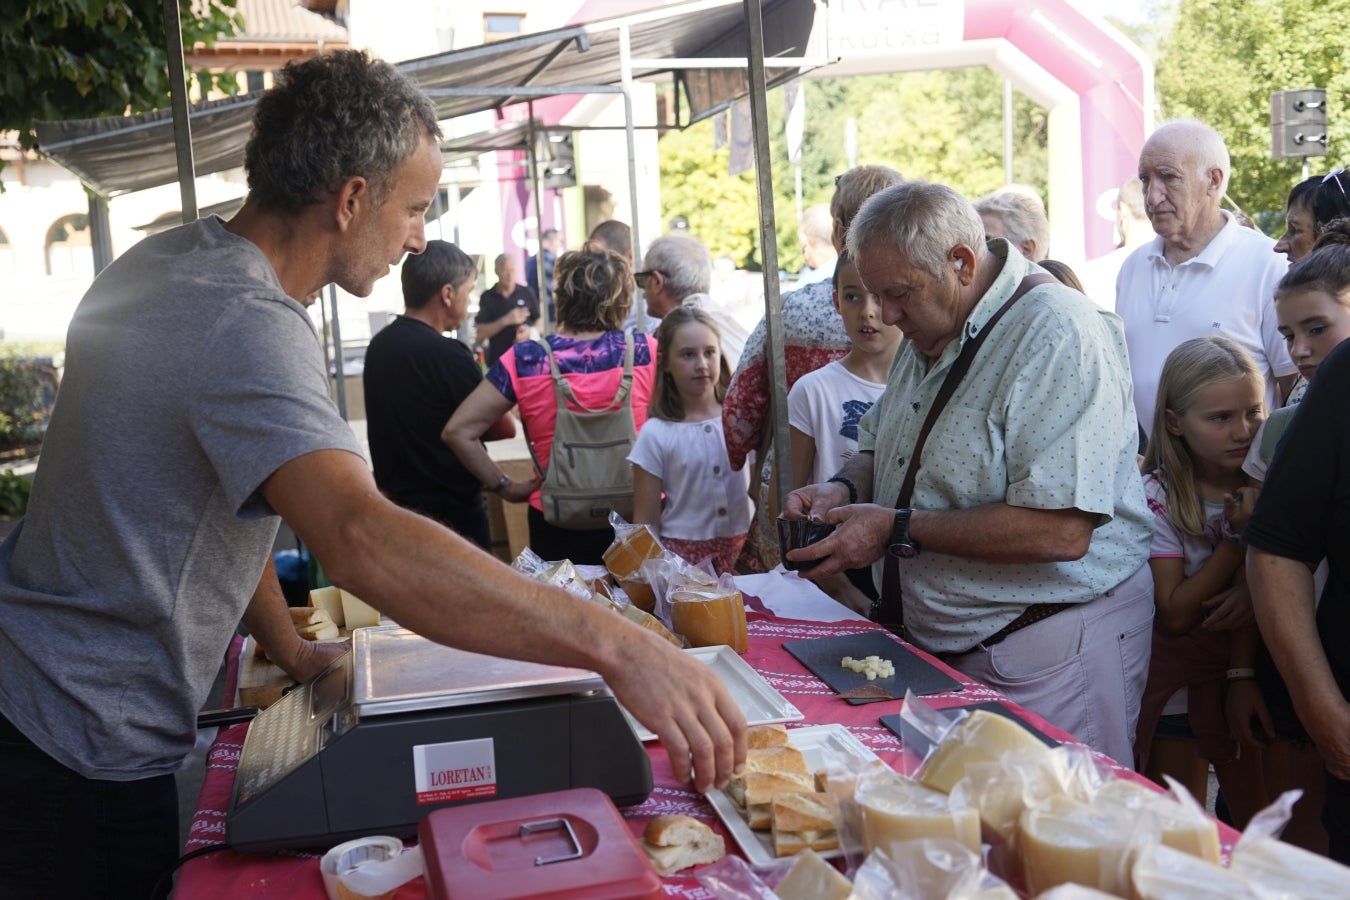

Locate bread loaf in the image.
[640,815,725,876]
[746,723,789,749]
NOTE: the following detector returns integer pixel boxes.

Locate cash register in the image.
[227,625,652,851]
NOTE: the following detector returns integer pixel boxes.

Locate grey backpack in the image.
[530,332,637,529]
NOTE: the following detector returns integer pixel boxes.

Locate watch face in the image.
[888,542,919,560]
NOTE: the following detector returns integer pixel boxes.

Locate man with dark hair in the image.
[0,50,744,899]
[365,240,504,549]
[474,253,539,367]
[527,227,562,320]
[588,219,633,261]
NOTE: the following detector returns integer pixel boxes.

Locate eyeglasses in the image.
[634,270,664,289]
[835,174,844,187]
[1322,167,1346,196]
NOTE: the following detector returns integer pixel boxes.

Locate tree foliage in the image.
[1,0,243,152]
[1155,0,1350,230]
[660,69,1048,272]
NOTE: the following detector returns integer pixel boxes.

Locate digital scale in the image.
[227,625,653,851]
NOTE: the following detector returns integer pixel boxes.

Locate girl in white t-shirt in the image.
[629,306,751,574]
[786,252,902,611]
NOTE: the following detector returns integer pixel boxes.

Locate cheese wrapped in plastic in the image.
[602,520,663,579]
[670,584,748,653]
[918,709,1056,795]
[1131,842,1267,900]
[856,774,981,856]
[1093,778,1219,864]
[1228,788,1350,897]
[1031,885,1124,899]
[1018,794,1139,897]
[850,839,1016,900]
[954,743,1103,845]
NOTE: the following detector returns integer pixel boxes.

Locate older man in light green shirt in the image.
[786,181,1153,766]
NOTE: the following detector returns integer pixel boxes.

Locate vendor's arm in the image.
[443,380,537,503]
[261,449,747,791]
[1249,548,1350,778]
[474,303,530,343]
[240,557,348,683]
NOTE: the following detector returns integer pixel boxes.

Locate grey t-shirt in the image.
[0,216,362,780]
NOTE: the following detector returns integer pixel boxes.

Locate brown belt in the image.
[980,602,1073,648]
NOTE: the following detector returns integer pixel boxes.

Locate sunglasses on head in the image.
[1323,167,1347,196]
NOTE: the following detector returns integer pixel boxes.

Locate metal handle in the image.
[519,817,582,866]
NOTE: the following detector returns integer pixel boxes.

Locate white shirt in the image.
[787,359,887,485]
[627,415,752,540]
[1115,212,1294,436]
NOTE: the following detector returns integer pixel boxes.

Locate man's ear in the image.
[950,244,977,284]
[334,176,369,232]
[1206,166,1225,195]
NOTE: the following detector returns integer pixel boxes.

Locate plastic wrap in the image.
[1131,842,1272,900]
[693,853,785,900]
[1229,789,1350,897]
[855,772,982,857]
[1017,794,1143,897]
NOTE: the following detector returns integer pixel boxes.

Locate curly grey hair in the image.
[848,181,987,280]
[644,233,713,299]
[245,50,442,213]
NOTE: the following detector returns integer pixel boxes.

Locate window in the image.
[483,13,524,41]
[45,214,93,277]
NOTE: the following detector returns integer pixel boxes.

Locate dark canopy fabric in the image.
[34,0,817,198]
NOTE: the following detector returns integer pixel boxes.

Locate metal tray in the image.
[621,645,803,742]
[353,626,606,717]
[705,724,876,867]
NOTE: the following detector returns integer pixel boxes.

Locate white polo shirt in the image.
[1115,211,1294,436]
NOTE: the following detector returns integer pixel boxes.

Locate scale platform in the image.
[227,625,653,851]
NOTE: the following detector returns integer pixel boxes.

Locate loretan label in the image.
[412,737,497,805]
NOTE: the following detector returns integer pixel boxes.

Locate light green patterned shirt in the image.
[858,241,1151,654]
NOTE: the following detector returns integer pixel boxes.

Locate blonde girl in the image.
[1137,336,1269,826]
[628,306,752,574]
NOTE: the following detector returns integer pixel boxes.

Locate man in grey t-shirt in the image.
[0,51,745,899]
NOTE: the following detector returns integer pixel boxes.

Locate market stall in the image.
[172,572,1242,899]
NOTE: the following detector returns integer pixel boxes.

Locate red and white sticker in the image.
[412,737,497,805]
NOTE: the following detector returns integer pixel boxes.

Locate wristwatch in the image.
[485,473,510,493]
[887,508,921,559]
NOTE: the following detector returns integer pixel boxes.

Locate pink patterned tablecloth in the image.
[175,614,1231,898]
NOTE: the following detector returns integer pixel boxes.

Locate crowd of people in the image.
[4,47,1350,898]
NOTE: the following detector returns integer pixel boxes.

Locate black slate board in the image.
[782,632,962,705]
[879,700,1060,758]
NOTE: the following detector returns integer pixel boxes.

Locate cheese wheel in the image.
[1018,795,1135,897]
[1132,842,1266,900]
[1093,779,1219,864]
[603,525,662,578]
[1228,834,1350,896]
[857,776,981,855]
[670,587,747,653]
[918,710,1052,794]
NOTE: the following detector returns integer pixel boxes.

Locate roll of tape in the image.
[320,835,422,900]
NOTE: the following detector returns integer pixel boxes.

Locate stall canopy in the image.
[34,0,823,200]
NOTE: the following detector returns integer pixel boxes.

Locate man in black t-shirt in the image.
[474,253,539,366]
[364,241,510,549]
[1248,338,1350,864]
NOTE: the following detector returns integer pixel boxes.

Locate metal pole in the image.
[328,284,347,421]
[162,0,198,222]
[1003,78,1014,185]
[527,111,551,336]
[743,0,791,502]
[619,24,647,333]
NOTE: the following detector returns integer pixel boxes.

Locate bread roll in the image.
[746,723,789,749]
[771,792,836,833]
[640,815,725,876]
[745,746,809,778]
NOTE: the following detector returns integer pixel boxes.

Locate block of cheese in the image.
[603,524,662,579]
[1228,834,1350,896]
[856,775,981,855]
[773,849,851,900]
[1031,885,1125,899]
[340,589,381,629]
[310,586,345,628]
[1018,795,1135,897]
[1093,779,1220,863]
[618,603,683,647]
[1131,842,1267,900]
[616,576,657,613]
[958,747,1076,843]
[918,709,1054,794]
[670,585,748,653]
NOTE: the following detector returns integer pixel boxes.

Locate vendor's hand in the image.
[783,480,850,521]
[1308,700,1350,782]
[786,502,892,580]
[1202,583,1254,631]
[500,475,540,504]
[1225,678,1272,749]
[506,306,530,326]
[279,636,350,684]
[1223,486,1260,534]
[606,633,747,793]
